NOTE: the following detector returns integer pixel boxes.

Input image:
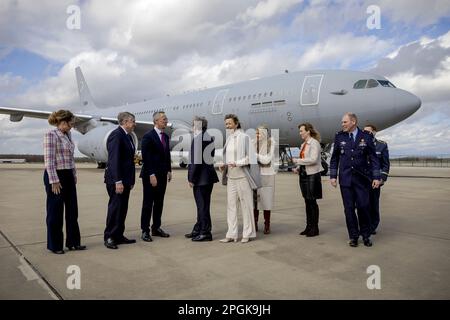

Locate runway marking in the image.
[0,229,63,300]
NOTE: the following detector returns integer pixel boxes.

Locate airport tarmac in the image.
[0,163,449,300]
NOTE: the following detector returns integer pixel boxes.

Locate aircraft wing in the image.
[0,106,94,123]
[0,106,155,134]
[0,106,171,144]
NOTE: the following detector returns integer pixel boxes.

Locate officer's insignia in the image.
[340,141,346,146]
[359,139,367,147]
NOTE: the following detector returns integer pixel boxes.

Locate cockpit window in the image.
[353,80,367,89]
[377,80,396,88]
[367,79,379,88]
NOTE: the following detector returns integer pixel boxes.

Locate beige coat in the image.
[295,137,324,175]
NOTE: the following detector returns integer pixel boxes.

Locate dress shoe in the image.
[348,239,359,247]
[185,232,199,239]
[104,238,118,249]
[300,226,310,235]
[371,230,377,235]
[118,237,136,244]
[306,227,319,237]
[152,228,170,238]
[363,238,373,247]
[67,245,87,251]
[241,238,250,243]
[51,250,65,254]
[141,231,153,242]
[219,237,238,243]
[192,234,212,242]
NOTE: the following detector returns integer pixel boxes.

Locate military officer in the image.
[364,124,390,235]
[330,113,381,247]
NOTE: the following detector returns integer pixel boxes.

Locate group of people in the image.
[42,110,389,254]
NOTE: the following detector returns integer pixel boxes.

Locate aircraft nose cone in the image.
[397,90,421,119]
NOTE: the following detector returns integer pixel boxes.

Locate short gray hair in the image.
[344,112,358,123]
[153,111,166,122]
[193,116,208,131]
[118,112,135,125]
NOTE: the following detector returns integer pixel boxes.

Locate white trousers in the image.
[226,177,256,239]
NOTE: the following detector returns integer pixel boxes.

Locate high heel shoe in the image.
[67,245,87,251]
[219,238,237,243]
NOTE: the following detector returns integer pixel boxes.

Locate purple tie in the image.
[160,132,166,149]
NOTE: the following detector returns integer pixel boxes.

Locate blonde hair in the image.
[256,124,272,150]
[48,110,74,126]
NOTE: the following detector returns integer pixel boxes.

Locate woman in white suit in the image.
[293,123,323,237]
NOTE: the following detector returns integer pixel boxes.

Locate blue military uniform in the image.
[369,137,390,233]
[330,127,381,241]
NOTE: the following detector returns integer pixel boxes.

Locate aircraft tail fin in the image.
[75,66,97,109]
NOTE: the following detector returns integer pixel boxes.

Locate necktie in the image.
[349,132,354,142]
[160,132,166,149]
[127,134,135,150]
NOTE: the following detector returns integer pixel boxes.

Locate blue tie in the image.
[349,132,354,142]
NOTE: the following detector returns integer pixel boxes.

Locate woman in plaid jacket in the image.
[43,110,85,254]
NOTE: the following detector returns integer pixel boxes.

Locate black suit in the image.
[104,127,136,241]
[140,128,172,233]
[187,131,219,236]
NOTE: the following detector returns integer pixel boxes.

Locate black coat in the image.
[104,127,136,186]
[188,132,219,186]
[139,129,172,178]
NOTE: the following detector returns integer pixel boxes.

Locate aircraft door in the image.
[301,74,323,106]
[211,89,228,114]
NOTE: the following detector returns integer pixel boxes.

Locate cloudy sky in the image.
[0,0,449,156]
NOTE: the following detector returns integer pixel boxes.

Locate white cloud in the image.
[374,0,450,27]
[297,33,392,69]
[0,73,25,93]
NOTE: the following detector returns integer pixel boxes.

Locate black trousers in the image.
[340,178,371,240]
[191,184,214,235]
[369,186,381,232]
[141,174,167,233]
[44,169,80,251]
[104,184,131,241]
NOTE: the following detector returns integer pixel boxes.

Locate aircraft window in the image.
[233,97,236,101]
[238,96,241,101]
[258,93,262,98]
[229,98,232,102]
[367,79,379,88]
[243,96,246,100]
[353,80,367,89]
[248,95,251,99]
[253,94,256,99]
[264,92,267,97]
[269,91,273,96]
[378,80,396,88]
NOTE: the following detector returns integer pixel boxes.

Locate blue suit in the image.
[187,131,219,236]
[369,138,390,232]
[330,127,380,240]
[139,129,172,232]
[104,126,136,241]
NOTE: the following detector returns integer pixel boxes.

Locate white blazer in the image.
[295,137,323,175]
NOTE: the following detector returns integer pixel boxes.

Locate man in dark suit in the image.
[140,111,172,242]
[330,112,381,247]
[364,124,390,235]
[185,116,219,242]
[104,112,137,249]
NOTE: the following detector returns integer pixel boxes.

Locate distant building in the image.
[0,159,26,163]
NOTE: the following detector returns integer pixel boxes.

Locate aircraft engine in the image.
[77,123,138,163]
